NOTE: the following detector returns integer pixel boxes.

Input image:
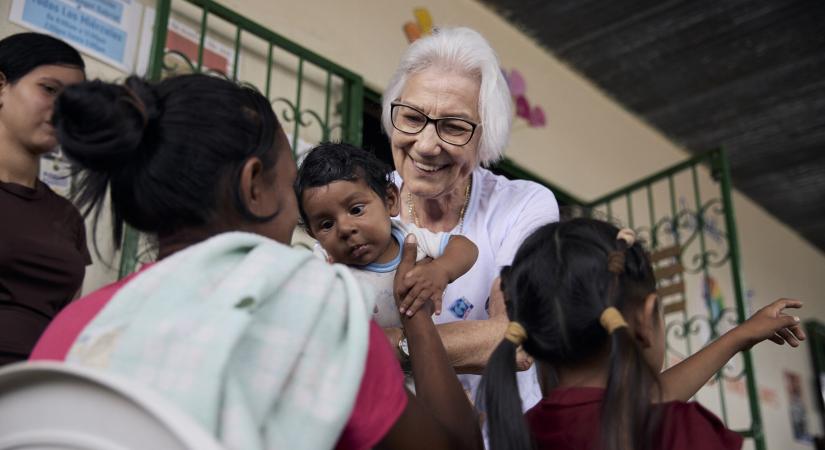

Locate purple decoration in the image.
[529,106,546,127]
[508,69,526,97]
[515,95,530,119]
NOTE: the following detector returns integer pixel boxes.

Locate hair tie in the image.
[607,251,625,274]
[616,228,636,246]
[504,321,527,346]
[121,85,148,128]
[600,307,628,334]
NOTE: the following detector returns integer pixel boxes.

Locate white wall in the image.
[2,0,823,447]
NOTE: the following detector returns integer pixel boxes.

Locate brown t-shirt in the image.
[0,179,91,362]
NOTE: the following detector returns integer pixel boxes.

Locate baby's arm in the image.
[659,298,805,402]
[398,236,478,317]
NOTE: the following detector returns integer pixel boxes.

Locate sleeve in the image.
[405,223,451,259]
[495,184,559,269]
[336,321,408,450]
[658,402,744,450]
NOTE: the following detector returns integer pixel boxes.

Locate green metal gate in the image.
[584,148,765,450]
[118,0,364,277]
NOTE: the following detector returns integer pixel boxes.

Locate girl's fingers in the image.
[406,289,432,317]
[777,328,800,347]
[769,333,785,345]
[789,323,807,341]
[399,285,423,314]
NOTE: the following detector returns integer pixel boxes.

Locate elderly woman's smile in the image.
[392,69,481,200]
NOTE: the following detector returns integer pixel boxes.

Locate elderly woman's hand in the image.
[488,276,534,372]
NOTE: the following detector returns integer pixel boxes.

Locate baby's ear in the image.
[385,184,401,216]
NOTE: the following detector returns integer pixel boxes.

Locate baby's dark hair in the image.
[54,74,281,250]
[481,217,661,450]
[294,142,394,227]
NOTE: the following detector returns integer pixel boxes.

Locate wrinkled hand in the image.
[488,277,533,371]
[487,277,507,320]
[736,298,805,349]
[393,234,435,318]
[515,346,534,372]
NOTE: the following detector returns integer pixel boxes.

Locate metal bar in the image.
[264,44,273,97]
[717,148,766,450]
[626,192,634,229]
[147,0,171,81]
[668,175,680,246]
[119,0,172,278]
[586,151,713,207]
[323,72,332,141]
[647,184,656,247]
[606,200,613,220]
[195,3,210,71]
[292,58,304,156]
[183,0,361,80]
[346,78,364,146]
[231,26,242,80]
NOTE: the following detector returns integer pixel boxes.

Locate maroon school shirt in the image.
[525,387,743,450]
[0,179,90,364]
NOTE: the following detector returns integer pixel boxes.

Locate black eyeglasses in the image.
[390,103,479,146]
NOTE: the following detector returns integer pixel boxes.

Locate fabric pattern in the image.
[66,232,375,450]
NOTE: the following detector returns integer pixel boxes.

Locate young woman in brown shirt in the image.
[0,33,88,365]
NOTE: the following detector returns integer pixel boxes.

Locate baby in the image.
[295,142,478,328]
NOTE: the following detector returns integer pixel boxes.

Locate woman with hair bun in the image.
[31,74,483,450]
[0,32,87,366]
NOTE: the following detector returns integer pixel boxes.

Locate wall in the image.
[2,0,823,447]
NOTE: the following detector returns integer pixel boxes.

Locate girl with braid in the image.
[481,218,806,450]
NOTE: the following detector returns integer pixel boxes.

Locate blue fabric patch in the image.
[448,297,474,319]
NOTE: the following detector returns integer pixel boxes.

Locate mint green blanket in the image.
[67,232,375,450]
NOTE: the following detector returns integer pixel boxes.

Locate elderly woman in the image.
[32,74,482,450]
[382,27,559,409]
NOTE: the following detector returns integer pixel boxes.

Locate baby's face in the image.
[302,179,398,266]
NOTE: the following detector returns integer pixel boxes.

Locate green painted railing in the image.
[118,0,364,277]
[585,148,765,450]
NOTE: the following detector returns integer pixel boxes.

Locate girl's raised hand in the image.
[736,298,805,349]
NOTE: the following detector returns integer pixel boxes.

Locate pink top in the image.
[31,266,408,450]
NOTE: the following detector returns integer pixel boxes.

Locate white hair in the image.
[382,27,512,166]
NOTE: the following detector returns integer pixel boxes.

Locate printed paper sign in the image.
[10,0,143,72]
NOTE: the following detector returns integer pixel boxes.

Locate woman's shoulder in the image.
[475,167,554,197]
[658,401,743,450]
[472,168,559,223]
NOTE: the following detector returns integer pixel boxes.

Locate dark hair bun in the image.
[55,77,159,172]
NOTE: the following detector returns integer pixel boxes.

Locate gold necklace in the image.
[407,175,472,234]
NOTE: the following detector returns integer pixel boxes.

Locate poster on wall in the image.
[135,7,235,77]
[9,0,144,72]
[785,371,813,443]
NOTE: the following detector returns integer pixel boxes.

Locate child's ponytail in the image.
[600,232,661,450]
[601,327,661,450]
[481,322,533,450]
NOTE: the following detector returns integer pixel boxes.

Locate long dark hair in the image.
[0,32,85,82]
[53,74,281,248]
[481,218,661,450]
